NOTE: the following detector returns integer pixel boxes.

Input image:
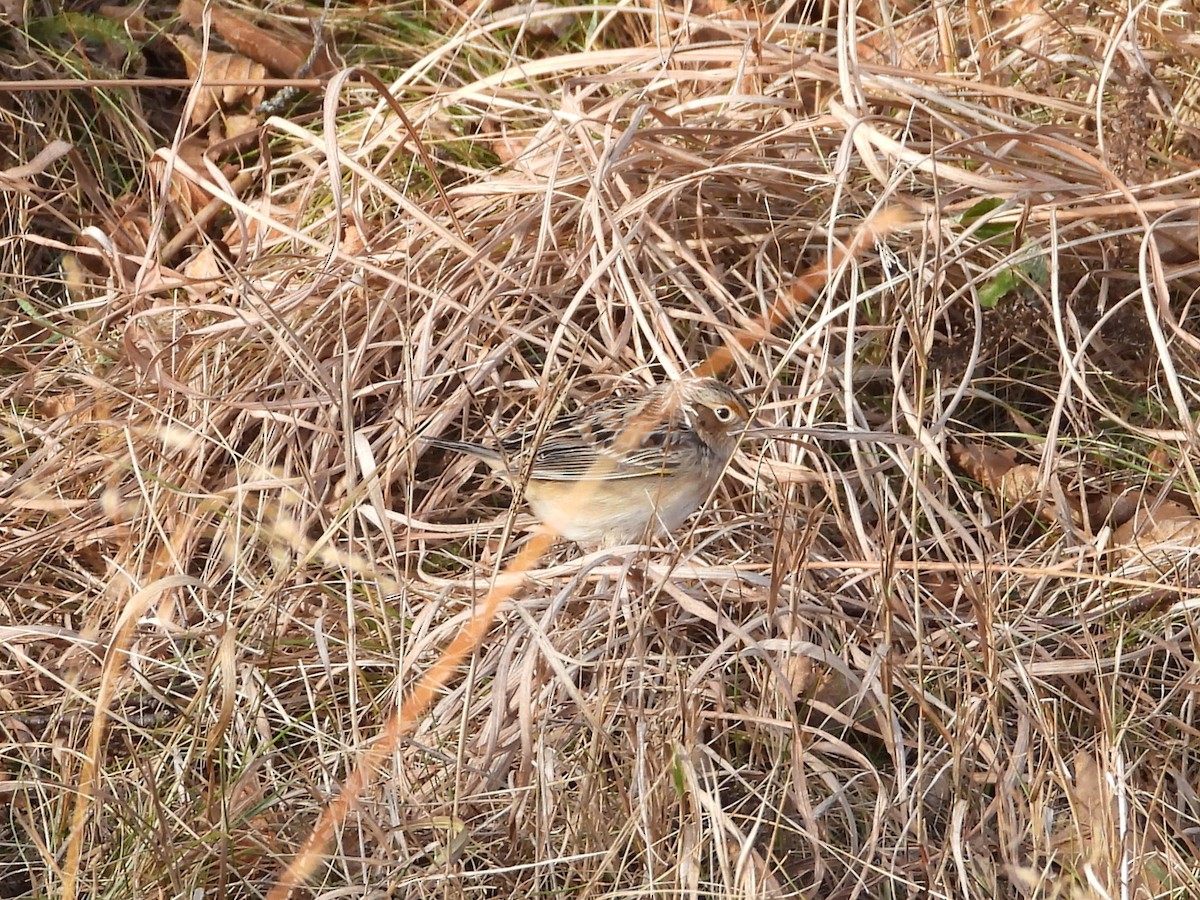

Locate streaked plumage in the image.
[426,378,752,545]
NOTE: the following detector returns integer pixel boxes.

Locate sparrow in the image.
[425,377,753,545]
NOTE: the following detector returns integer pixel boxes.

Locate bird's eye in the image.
[713,405,734,423]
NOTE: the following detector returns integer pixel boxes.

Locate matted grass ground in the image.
[4,1,1200,897]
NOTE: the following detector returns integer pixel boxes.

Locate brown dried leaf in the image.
[1050,751,1115,893]
[223,114,260,141]
[96,5,153,39]
[1114,500,1200,562]
[61,252,98,302]
[148,135,213,213]
[486,117,536,170]
[1147,444,1173,471]
[1155,214,1200,265]
[951,442,1088,530]
[38,392,117,444]
[775,654,819,699]
[341,223,368,257]
[38,391,80,422]
[948,441,1018,493]
[182,245,224,296]
[997,462,1039,506]
[177,0,332,77]
[107,194,154,256]
[170,34,266,127]
[518,2,574,40]
[220,195,303,249]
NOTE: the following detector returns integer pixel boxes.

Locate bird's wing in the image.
[432,389,688,482]
[524,419,688,481]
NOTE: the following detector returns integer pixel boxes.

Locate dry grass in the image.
[4,0,1200,897]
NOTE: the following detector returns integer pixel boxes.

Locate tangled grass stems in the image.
[7,1,1200,897]
[266,209,910,897]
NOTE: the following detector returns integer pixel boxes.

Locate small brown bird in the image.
[425,377,753,545]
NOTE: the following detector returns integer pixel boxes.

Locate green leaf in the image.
[977,243,1050,309]
[978,268,1019,309]
[959,197,1014,241]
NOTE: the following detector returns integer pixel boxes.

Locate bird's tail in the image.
[421,436,506,470]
